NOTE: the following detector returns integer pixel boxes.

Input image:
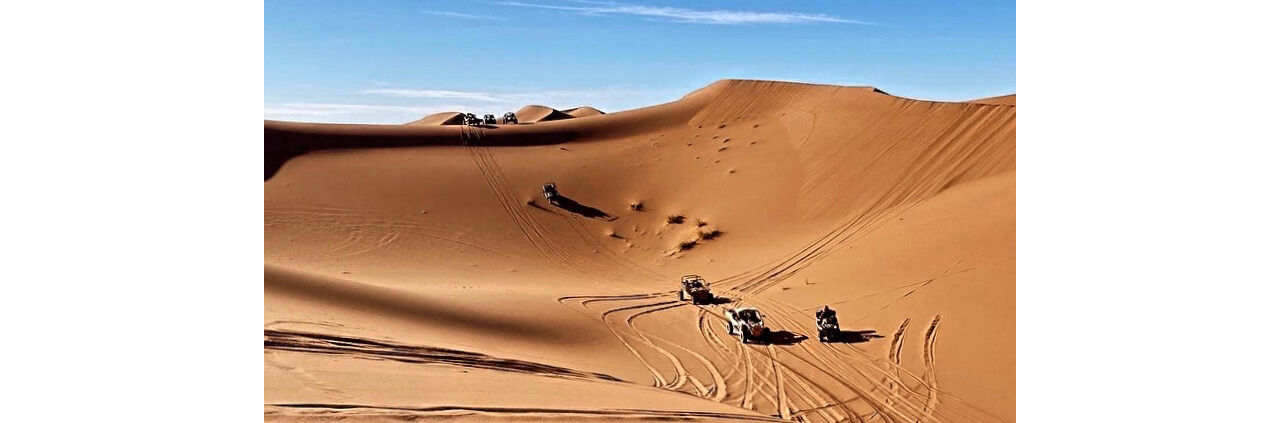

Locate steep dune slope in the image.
[265,79,1015,422]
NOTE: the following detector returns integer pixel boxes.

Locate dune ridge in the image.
[967,94,1016,106]
[564,106,605,117]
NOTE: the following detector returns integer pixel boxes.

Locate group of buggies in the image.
[534,182,847,345]
[463,112,518,126]
[679,274,843,344]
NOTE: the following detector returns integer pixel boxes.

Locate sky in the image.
[265,0,1014,124]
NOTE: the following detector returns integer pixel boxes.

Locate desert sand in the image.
[265,79,1015,422]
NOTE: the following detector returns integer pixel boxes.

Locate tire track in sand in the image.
[264,329,621,383]
[698,291,859,423]
[266,403,786,422]
[886,318,911,409]
[557,295,673,388]
[923,314,943,420]
[561,292,731,402]
[460,127,581,272]
[767,345,791,420]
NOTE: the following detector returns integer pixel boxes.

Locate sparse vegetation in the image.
[677,239,699,251]
[698,229,723,241]
[667,215,685,224]
[629,201,644,211]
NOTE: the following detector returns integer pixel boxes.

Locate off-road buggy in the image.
[816,306,840,342]
[502,112,518,124]
[483,114,497,125]
[542,183,561,206]
[725,307,769,344]
[463,113,482,126]
[678,274,714,305]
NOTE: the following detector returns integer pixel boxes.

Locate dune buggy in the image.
[725,307,770,344]
[816,306,840,342]
[678,274,714,305]
[542,183,562,206]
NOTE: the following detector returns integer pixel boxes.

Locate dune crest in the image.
[968,94,1016,106]
[516,104,575,123]
[406,111,466,126]
[564,106,605,117]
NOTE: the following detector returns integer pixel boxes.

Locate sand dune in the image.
[406,111,467,126]
[516,104,575,123]
[564,106,605,117]
[968,94,1016,106]
[265,79,1015,422]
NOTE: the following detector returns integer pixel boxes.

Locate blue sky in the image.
[266,0,1014,123]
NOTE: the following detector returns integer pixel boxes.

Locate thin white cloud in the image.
[497,1,870,25]
[360,89,508,102]
[423,10,506,20]
[264,103,463,116]
[359,88,662,105]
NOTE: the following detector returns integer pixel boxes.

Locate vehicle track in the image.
[768,345,792,420]
[922,315,942,420]
[561,212,672,283]
[560,296,674,388]
[461,127,583,272]
[265,351,354,401]
[765,296,1001,423]
[603,297,729,398]
[701,292,860,422]
[559,292,714,396]
[886,319,911,408]
[266,206,509,258]
[848,262,963,324]
[266,403,788,422]
[557,257,996,423]
[749,295,944,423]
[721,105,1013,299]
[263,329,621,382]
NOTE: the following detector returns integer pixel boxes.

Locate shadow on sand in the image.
[550,195,616,221]
[823,330,885,344]
[763,330,808,346]
[702,296,733,306]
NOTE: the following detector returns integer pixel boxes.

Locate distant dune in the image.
[516,104,575,123]
[265,79,1015,422]
[405,111,466,126]
[564,106,605,117]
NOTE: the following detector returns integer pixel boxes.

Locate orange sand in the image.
[265,80,1015,422]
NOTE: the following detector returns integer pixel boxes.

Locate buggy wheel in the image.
[679,291,686,301]
[738,329,747,344]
